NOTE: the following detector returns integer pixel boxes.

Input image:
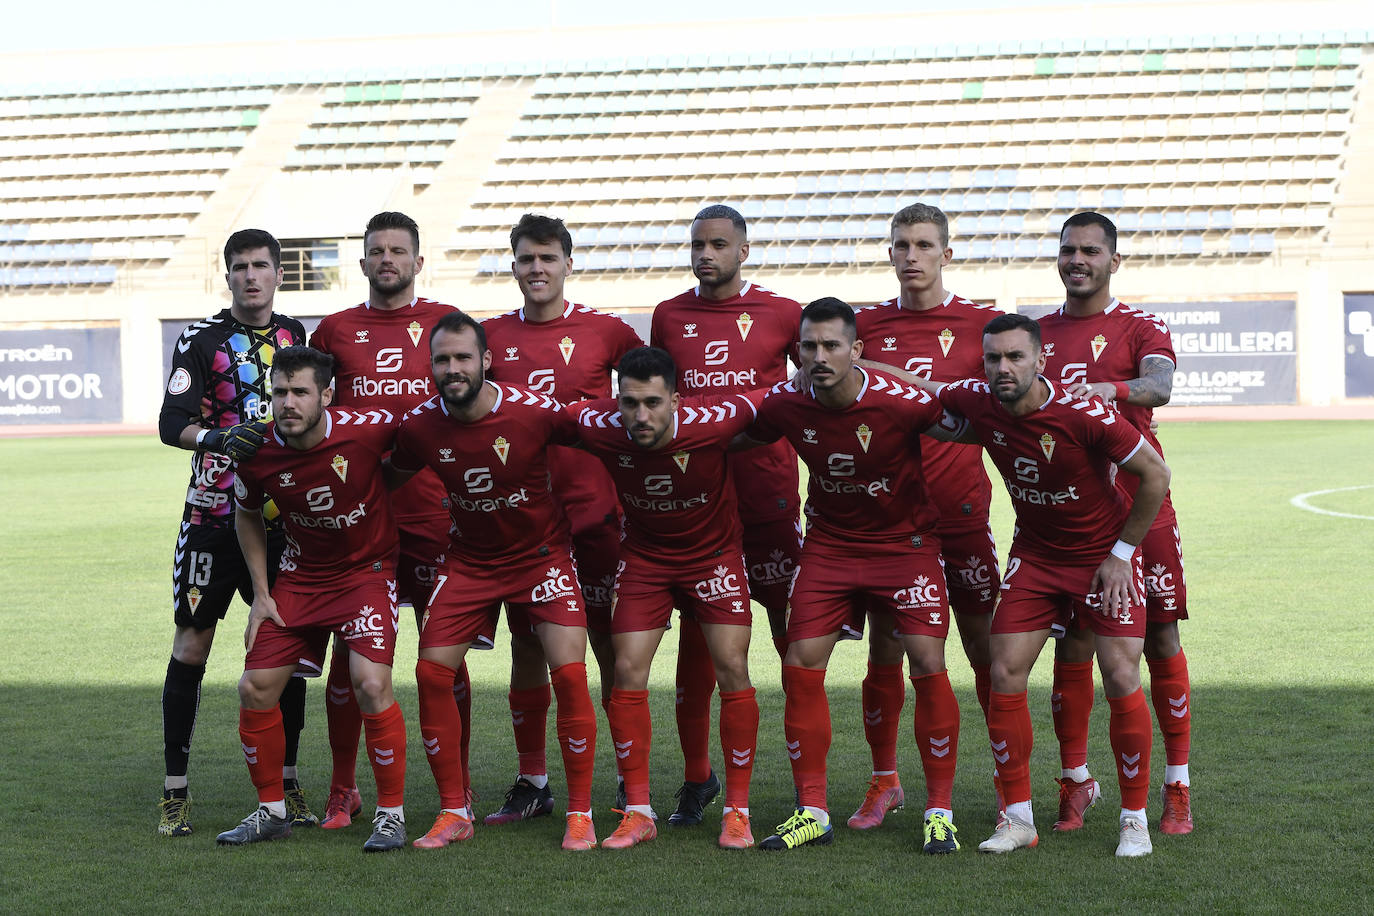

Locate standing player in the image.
[744,298,965,855]
[218,346,409,852]
[850,203,1003,829]
[388,311,600,851]
[935,312,1171,857]
[1037,212,1193,836]
[155,229,312,837]
[573,347,762,850]
[482,213,643,824]
[650,204,803,827]
[308,211,466,831]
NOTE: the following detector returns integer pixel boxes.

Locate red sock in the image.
[325,644,361,791]
[987,691,1033,805]
[509,682,552,777]
[609,687,651,806]
[1147,650,1191,766]
[454,661,472,794]
[782,665,830,811]
[675,618,715,783]
[361,701,407,808]
[1108,687,1152,811]
[861,661,904,773]
[239,706,285,804]
[1051,659,1095,770]
[719,687,759,809]
[911,671,960,812]
[972,664,992,720]
[416,659,465,810]
[550,662,597,813]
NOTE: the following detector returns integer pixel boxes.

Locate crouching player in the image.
[217,346,410,852]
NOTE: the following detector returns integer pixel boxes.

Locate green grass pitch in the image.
[0,420,1371,913]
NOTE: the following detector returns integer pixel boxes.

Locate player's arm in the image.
[1066,355,1174,407]
[381,455,419,491]
[235,503,283,651]
[922,410,979,444]
[854,357,944,395]
[1091,440,1172,618]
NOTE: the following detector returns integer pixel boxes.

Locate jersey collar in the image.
[519,300,574,322]
[694,280,752,301]
[271,409,332,447]
[437,380,501,419]
[362,297,418,310]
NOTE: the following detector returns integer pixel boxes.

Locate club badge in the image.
[736,312,753,341]
[493,435,511,464]
[938,328,955,357]
[331,454,348,482]
[1090,334,1108,362]
[673,450,690,473]
[559,336,575,365]
[1039,433,1056,461]
[856,423,873,453]
[407,321,423,347]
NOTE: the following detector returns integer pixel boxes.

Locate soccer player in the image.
[155,229,312,837]
[216,346,409,852]
[650,204,803,827]
[743,298,965,854]
[308,211,466,831]
[1038,212,1194,836]
[482,213,643,824]
[387,311,600,851]
[935,312,1171,857]
[851,203,1003,829]
[572,346,762,850]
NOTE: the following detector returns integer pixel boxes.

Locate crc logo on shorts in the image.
[827,453,855,478]
[530,566,575,603]
[643,474,674,497]
[749,548,795,586]
[694,564,743,601]
[527,368,556,394]
[340,605,388,650]
[703,340,729,365]
[375,347,405,373]
[1059,362,1089,386]
[952,554,993,590]
[167,367,191,395]
[1146,563,1176,597]
[893,574,943,610]
[582,572,614,607]
[305,486,335,512]
[1013,457,1040,483]
[464,467,493,494]
[905,356,934,379]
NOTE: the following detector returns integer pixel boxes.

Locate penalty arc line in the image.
[1289,485,1374,520]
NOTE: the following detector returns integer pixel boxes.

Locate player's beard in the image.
[439,370,484,410]
[277,402,324,440]
[694,259,739,293]
[993,371,1035,404]
[368,266,415,297]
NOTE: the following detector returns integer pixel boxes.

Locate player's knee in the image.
[1054,629,1095,663]
[352,672,392,713]
[712,656,751,692]
[612,655,650,691]
[237,671,277,710]
[988,658,1029,694]
[172,626,215,665]
[1143,621,1181,659]
[1097,654,1142,697]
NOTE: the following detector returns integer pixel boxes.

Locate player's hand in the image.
[200,420,269,461]
[1066,381,1114,401]
[244,594,284,652]
[1090,555,1141,619]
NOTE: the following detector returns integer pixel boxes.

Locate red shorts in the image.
[396,515,449,611]
[1142,522,1189,623]
[610,548,752,634]
[421,548,587,650]
[572,517,622,633]
[246,575,399,673]
[742,515,803,614]
[787,533,949,642]
[993,546,1146,639]
[937,524,1000,617]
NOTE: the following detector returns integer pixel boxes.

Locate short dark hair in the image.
[429,310,488,354]
[510,213,573,257]
[223,229,281,270]
[983,312,1042,350]
[616,347,677,393]
[270,345,334,391]
[1060,211,1118,254]
[800,297,856,340]
[365,211,420,252]
[891,202,950,248]
[692,204,747,237]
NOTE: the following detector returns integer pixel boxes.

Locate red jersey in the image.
[391,382,579,567]
[485,301,643,530]
[651,282,801,525]
[234,408,399,592]
[309,297,456,526]
[572,392,760,563]
[1037,298,1177,528]
[938,378,1146,562]
[751,367,944,547]
[855,292,1002,535]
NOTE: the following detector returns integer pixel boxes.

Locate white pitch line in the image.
[1289,485,1374,520]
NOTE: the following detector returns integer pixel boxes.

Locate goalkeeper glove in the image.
[197,419,269,461]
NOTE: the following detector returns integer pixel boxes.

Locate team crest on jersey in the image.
[672,450,690,473]
[407,321,423,347]
[331,454,349,481]
[278,472,295,487]
[559,336,575,365]
[683,323,698,338]
[856,423,873,453]
[493,436,511,464]
[882,337,897,351]
[938,328,955,358]
[803,428,818,444]
[1039,433,1056,462]
[187,586,203,613]
[355,330,369,343]
[1090,334,1108,362]
[736,313,754,341]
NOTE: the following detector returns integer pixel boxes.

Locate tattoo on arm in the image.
[1127,356,1174,407]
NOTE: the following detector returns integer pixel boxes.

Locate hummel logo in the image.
[374,747,396,766]
[990,738,1010,765]
[929,735,951,758]
[863,708,883,726]
[1169,694,1189,717]
[615,739,633,760]
[424,736,441,756]
[328,686,352,705]
[787,739,802,761]
[567,737,588,755]
[241,742,258,764]
[1120,751,1141,779]
[731,748,753,767]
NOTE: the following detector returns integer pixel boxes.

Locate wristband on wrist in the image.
[196,428,209,448]
[1110,539,1135,561]
[1113,381,1130,401]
